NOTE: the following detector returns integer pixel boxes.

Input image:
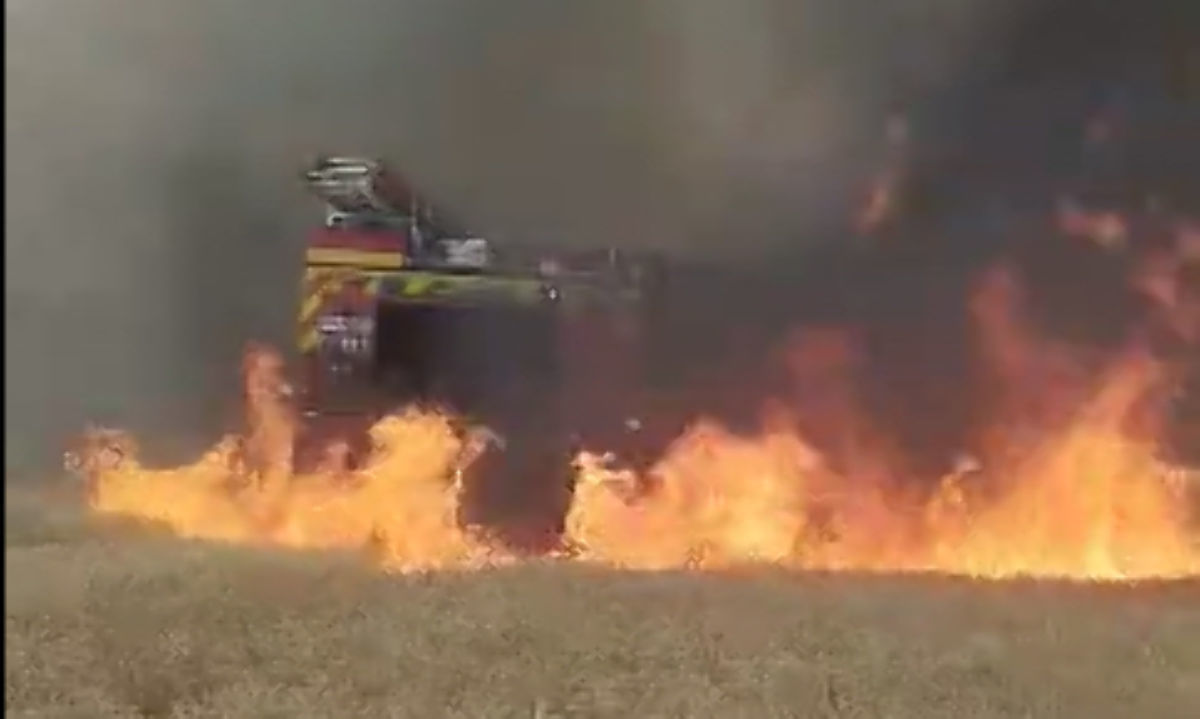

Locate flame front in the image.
[74,256,1198,581]
[569,353,1197,579]
[78,350,503,572]
[568,264,1200,579]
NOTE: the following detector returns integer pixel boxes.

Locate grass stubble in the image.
[5,483,1199,719]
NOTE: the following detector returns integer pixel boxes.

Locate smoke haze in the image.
[5,0,1195,473]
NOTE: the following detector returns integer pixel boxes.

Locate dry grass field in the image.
[6,483,1200,719]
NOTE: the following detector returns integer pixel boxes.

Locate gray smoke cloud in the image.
[10,0,1157,474]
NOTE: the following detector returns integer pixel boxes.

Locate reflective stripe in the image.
[297,268,388,354]
[298,326,321,354]
[298,291,327,325]
[383,272,543,300]
[306,247,405,269]
[297,269,351,353]
[401,274,438,296]
[299,263,646,355]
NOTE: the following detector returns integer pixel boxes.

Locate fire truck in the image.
[295,157,666,534]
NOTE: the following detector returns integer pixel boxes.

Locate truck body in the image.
[294,158,665,537]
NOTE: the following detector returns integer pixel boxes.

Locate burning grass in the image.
[6,484,1200,718]
[25,235,1199,713]
[64,258,1200,581]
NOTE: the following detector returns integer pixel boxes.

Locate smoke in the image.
[5,0,1193,474]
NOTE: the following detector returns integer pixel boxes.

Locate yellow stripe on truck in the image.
[299,269,349,322]
[298,289,328,325]
[298,326,321,354]
[296,269,351,354]
[383,271,547,304]
[306,247,406,269]
[401,274,438,296]
[296,268,389,354]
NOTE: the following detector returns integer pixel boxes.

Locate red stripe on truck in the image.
[308,227,410,254]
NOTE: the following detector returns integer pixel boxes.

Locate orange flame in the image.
[78,346,508,572]
[568,266,1199,579]
[72,263,1198,580]
[568,347,1198,579]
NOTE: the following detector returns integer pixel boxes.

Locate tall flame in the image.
[71,257,1198,581]
[568,264,1199,579]
[75,349,505,572]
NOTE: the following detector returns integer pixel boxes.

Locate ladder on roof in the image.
[303,157,416,218]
